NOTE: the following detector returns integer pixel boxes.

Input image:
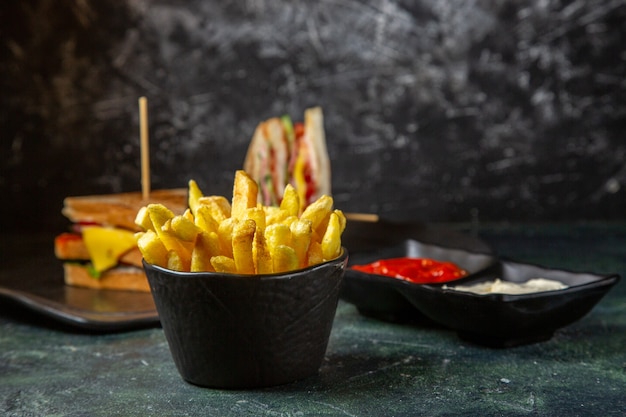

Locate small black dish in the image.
[341,239,496,323]
[143,250,348,389]
[399,260,621,348]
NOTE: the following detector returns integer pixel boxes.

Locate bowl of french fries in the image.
[135,171,348,388]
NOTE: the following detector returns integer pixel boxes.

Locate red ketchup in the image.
[351,257,467,284]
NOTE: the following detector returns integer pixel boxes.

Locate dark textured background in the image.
[1,0,625,233]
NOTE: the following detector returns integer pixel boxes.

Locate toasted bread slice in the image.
[63,264,150,292]
[62,188,188,231]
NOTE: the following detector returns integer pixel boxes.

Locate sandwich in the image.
[243,106,331,209]
[54,188,188,292]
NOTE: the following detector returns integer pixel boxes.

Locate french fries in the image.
[135,170,344,274]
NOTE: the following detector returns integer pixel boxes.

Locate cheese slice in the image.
[82,226,138,273]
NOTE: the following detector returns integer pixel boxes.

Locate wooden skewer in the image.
[344,212,380,223]
[139,96,150,201]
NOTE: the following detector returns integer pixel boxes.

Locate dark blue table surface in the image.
[1,223,625,416]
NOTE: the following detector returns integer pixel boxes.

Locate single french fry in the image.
[135,206,154,231]
[232,219,256,274]
[307,240,324,266]
[301,195,333,231]
[136,230,168,267]
[272,244,299,273]
[280,183,300,217]
[191,231,220,272]
[265,223,291,252]
[191,252,211,272]
[147,203,176,230]
[167,250,186,271]
[334,209,347,234]
[195,205,220,234]
[197,195,231,222]
[182,208,194,222]
[170,215,201,242]
[309,227,323,249]
[243,207,266,233]
[158,221,186,250]
[146,204,193,264]
[188,179,204,217]
[158,221,193,269]
[231,170,258,220]
[211,255,236,273]
[315,213,332,241]
[321,212,342,260]
[253,226,272,274]
[281,215,298,228]
[290,218,312,267]
[265,205,287,225]
[217,217,235,258]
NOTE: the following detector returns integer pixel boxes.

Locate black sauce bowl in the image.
[143,249,348,389]
[400,260,620,348]
[341,239,496,323]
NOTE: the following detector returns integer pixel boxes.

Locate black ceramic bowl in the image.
[143,249,348,389]
[400,260,620,348]
[341,239,496,323]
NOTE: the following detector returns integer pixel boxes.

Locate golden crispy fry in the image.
[155,216,193,268]
[253,226,272,274]
[243,207,266,233]
[334,209,347,234]
[265,223,292,272]
[160,219,193,248]
[197,196,231,222]
[290,218,312,268]
[217,217,235,258]
[135,171,345,274]
[136,230,168,267]
[272,244,299,273]
[232,219,256,274]
[231,170,258,220]
[211,255,236,273]
[191,250,213,272]
[265,223,291,251]
[191,231,220,272]
[160,231,192,268]
[315,215,331,241]
[183,208,194,222]
[147,203,176,230]
[195,205,220,234]
[170,215,201,242]
[280,183,300,217]
[307,240,324,266]
[167,250,187,271]
[307,227,321,245]
[135,206,154,231]
[301,195,333,231]
[322,212,342,260]
[188,179,204,217]
[281,215,298,228]
[264,205,287,225]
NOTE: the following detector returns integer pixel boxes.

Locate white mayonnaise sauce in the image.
[444,278,568,295]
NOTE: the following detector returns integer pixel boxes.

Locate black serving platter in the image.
[0,234,159,332]
[398,260,620,347]
[341,237,497,323]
